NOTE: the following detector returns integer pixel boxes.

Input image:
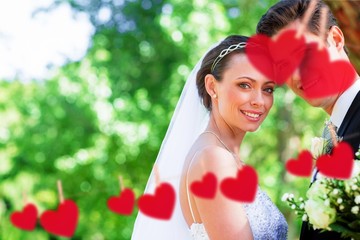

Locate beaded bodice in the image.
[189,187,288,240]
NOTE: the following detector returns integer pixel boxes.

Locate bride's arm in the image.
[188,146,254,240]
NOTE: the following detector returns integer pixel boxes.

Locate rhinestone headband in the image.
[211,42,247,73]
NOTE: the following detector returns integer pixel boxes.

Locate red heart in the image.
[247,30,306,85]
[138,182,175,220]
[220,165,258,203]
[316,141,354,179]
[190,172,217,199]
[107,188,135,215]
[300,43,356,98]
[285,150,313,177]
[40,199,79,237]
[246,34,275,81]
[10,203,38,231]
[268,29,306,85]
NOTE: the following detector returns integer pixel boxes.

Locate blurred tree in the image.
[325,0,360,72]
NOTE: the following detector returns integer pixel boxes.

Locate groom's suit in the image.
[300,89,360,240]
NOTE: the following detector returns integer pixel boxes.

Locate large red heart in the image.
[107,188,135,215]
[285,150,313,177]
[300,43,356,99]
[40,199,79,237]
[10,203,38,231]
[138,182,175,220]
[220,165,258,203]
[190,172,217,199]
[246,34,275,81]
[247,30,306,85]
[316,141,354,179]
[268,29,306,85]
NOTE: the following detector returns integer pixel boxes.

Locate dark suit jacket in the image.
[300,91,360,240]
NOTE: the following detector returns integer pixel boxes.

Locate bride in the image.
[132,35,288,239]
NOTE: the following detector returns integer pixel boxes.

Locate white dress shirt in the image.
[330,78,360,128]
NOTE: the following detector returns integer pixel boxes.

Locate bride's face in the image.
[215,54,275,132]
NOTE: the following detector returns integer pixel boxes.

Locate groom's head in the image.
[256,0,338,38]
[256,0,355,114]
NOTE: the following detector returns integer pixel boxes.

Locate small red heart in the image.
[300,43,356,98]
[10,203,38,231]
[138,182,175,220]
[107,188,135,215]
[316,141,354,179]
[285,150,313,177]
[220,165,258,203]
[190,172,217,199]
[40,199,79,237]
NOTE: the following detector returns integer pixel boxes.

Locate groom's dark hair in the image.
[256,0,338,37]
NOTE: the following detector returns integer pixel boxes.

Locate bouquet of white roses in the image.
[283,145,360,239]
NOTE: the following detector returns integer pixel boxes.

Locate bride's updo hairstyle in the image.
[196,35,248,111]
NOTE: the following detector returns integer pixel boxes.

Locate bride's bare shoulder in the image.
[188,145,238,180]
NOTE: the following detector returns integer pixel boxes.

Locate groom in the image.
[256,0,360,239]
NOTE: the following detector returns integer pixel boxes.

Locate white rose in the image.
[307,180,328,200]
[304,199,336,229]
[311,137,326,159]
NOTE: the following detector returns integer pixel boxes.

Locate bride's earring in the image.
[213,94,217,99]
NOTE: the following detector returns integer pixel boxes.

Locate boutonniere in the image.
[310,137,327,159]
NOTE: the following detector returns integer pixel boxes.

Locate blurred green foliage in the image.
[0,0,329,239]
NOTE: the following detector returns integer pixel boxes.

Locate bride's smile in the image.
[208,54,275,133]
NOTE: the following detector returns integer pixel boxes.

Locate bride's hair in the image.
[196,35,248,111]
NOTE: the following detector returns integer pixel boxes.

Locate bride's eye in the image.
[238,83,251,89]
[263,87,275,94]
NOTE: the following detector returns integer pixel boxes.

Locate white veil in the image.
[131,43,218,239]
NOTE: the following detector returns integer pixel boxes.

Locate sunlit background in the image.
[1,0,358,239]
[0,0,93,81]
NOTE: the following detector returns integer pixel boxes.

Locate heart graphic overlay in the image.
[268,29,306,85]
[190,172,217,199]
[246,34,275,82]
[300,43,356,99]
[107,188,135,216]
[10,203,38,231]
[40,199,79,237]
[138,182,175,220]
[285,150,313,177]
[247,30,306,85]
[316,141,354,179]
[220,165,258,203]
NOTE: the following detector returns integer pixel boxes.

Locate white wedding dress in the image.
[187,187,288,240]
